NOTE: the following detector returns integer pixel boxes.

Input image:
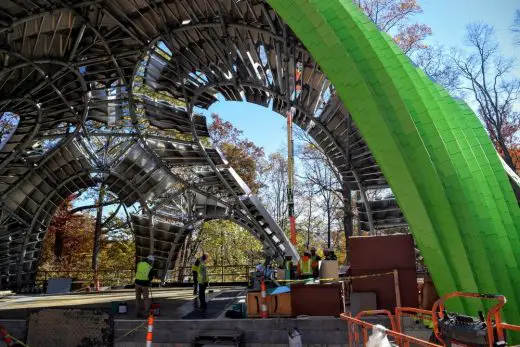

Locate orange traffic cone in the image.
[146,312,154,347]
[260,276,269,319]
[0,326,14,346]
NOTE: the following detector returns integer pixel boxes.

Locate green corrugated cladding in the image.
[267,0,520,335]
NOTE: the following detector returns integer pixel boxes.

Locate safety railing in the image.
[37,265,257,289]
[36,269,135,289]
[164,265,257,284]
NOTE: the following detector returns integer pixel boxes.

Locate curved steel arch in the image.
[137,19,386,231]
[267,0,520,326]
[0,52,90,200]
[0,0,411,291]
[0,98,43,171]
[13,160,155,288]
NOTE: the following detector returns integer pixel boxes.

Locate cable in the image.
[5,333,30,347]
[114,320,148,342]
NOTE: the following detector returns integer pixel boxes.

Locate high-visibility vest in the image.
[299,258,312,275]
[198,261,207,283]
[311,255,319,269]
[135,261,152,281]
[285,261,291,271]
[192,264,199,272]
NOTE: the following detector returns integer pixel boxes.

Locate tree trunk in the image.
[92,184,106,291]
[327,203,331,249]
[306,193,312,248]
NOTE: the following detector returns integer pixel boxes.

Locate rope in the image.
[398,312,433,320]
[114,320,148,342]
[275,271,395,283]
[3,332,30,347]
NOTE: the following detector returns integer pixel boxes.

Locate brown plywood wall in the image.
[350,234,418,310]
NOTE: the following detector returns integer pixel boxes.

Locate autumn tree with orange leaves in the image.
[38,193,135,286]
[39,195,95,272]
[208,113,266,192]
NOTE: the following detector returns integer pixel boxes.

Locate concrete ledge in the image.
[115,317,347,345]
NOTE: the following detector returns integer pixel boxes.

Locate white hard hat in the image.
[147,255,155,262]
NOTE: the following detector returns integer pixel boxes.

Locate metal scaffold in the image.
[0,0,406,291]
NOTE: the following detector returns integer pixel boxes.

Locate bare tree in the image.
[451,23,520,171]
[259,152,290,230]
[414,45,462,94]
[354,0,462,95]
[295,128,358,251]
[298,140,343,249]
[353,0,431,55]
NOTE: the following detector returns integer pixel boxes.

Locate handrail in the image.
[37,265,257,288]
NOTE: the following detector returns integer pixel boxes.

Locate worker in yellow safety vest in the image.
[297,250,313,279]
[192,258,200,295]
[197,254,208,311]
[284,255,293,281]
[134,255,155,317]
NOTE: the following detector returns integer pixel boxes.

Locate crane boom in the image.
[287,106,297,245]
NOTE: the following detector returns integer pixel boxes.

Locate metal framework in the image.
[0,0,406,290]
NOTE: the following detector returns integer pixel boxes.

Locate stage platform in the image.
[0,287,432,346]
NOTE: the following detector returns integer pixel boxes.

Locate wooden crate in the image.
[246,291,262,318]
[247,291,292,317]
[269,292,292,317]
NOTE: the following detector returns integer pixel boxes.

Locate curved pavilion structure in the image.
[0,0,518,326]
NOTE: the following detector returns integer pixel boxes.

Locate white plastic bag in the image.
[366,324,392,347]
[288,328,302,347]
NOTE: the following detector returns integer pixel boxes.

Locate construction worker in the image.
[310,246,321,278]
[284,255,293,281]
[297,250,313,279]
[192,258,200,295]
[134,255,155,318]
[197,254,208,311]
[324,248,338,260]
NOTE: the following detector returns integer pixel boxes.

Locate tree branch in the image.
[69,199,120,214]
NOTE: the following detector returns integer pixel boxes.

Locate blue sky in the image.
[203,0,519,156]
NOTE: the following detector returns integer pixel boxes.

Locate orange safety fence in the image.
[341,312,442,347]
[343,291,520,347]
[499,322,520,343]
[354,310,398,332]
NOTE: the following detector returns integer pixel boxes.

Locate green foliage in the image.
[198,220,264,267]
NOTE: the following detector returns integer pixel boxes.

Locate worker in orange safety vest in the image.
[297,250,313,279]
